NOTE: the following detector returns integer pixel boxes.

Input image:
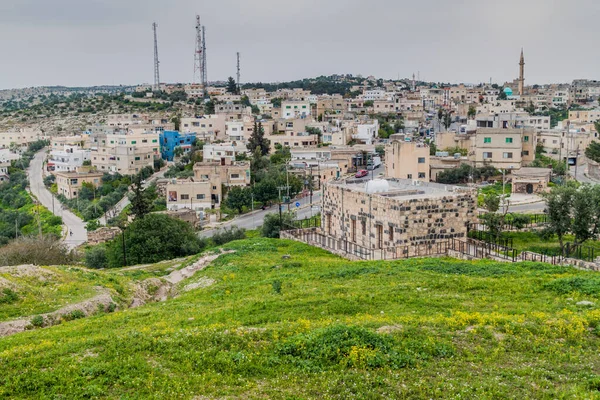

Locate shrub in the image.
[0,288,19,304]
[0,236,77,267]
[272,280,282,294]
[212,227,246,246]
[85,245,108,269]
[261,212,296,238]
[63,310,86,321]
[30,315,44,328]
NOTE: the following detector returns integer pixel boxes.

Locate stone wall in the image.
[88,227,121,245]
[321,182,477,251]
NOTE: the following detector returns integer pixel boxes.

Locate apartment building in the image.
[55,170,103,199]
[537,129,593,161]
[193,160,250,188]
[184,83,205,98]
[166,179,214,212]
[568,109,600,124]
[0,161,10,182]
[269,132,319,151]
[316,95,345,118]
[0,128,44,149]
[385,137,429,181]
[281,101,311,119]
[90,130,159,175]
[373,100,396,114]
[159,131,196,161]
[50,134,89,150]
[48,145,91,173]
[215,103,250,120]
[472,128,536,170]
[352,121,380,145]
[180,114,227,141]
[203,142,248,163]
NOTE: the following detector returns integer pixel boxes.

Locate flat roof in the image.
[328,178,473,200]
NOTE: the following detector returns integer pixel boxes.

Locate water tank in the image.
[453,153,461,159]
[365,179,390,194]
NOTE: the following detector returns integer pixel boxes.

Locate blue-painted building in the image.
[159,130,197,161]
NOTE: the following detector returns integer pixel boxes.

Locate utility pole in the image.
[152,22,160,92]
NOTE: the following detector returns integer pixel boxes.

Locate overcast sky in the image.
[0,0,598,90]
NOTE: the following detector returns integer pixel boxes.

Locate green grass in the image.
[500,231,600,257]
[3,238,600,398]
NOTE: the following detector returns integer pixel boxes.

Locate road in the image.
[199,191,323,238]
[28,150,87,249]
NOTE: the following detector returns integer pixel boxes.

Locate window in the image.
[524,135,529,142]
[180,194,189,200]
[505,137,513,143]
[483,152,493,159]
[351,220,356,242]
[361,220,366,235]
[523,150,529,156]
[135,157,140,161]
[131,141,137,144]
[196,194,205,200]
[418,157,425,163]
[142,139,147,143]
[418,172,426,178]
[503,152,513,159]
[407,174,413,179]
[389,226,394,242]
[231,174,239,179]
[484,137,491,143]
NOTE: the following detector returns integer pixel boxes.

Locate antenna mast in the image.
[152,22,160,92]
[193,16,208,97]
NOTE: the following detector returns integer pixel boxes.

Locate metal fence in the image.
[519,251,563,265]
[478,213,548,231]
[448,238,517,262]
[468,230,513,248]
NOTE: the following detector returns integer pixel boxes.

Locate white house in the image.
[48,145,91,173]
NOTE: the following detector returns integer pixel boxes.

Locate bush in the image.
[272,280,282,294]
[30,315,44,328]
[85,245,108,269]
[106,214,205,267]
[0,236,77,267]
[63,310,85,321]
[261,212,296,238]
[0,288,19,304]
[212,227,246,246]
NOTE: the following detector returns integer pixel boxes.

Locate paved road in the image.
[28,150,87,249]
[199,191,323,238]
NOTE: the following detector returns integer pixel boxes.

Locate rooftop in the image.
[328,178,473,200]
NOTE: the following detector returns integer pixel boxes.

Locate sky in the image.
[0,0,599,90]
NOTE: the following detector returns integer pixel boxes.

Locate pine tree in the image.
[248,121,270,156]
[130,176,152,219]
[226,77,238,94]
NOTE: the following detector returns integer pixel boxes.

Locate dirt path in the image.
[0,287,114,337]
[164,250,234,285]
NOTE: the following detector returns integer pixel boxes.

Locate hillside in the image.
[2,238,600,398]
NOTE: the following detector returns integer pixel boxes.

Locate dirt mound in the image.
[130,278,175,308]
[183,277,216,292]
[0,287,115,337]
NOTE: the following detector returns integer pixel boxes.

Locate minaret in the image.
[518,48,525,96]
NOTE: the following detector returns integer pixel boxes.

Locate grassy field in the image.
[2,238,600,398]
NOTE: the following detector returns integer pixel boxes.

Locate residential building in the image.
[568,109,600,124]
[215,103,250,120]
[0,128,44,149]
[373,100,396,114]
[316,95,345,118]
[472,128,536,170]
[193,160,251,188]
[159,131,197,161]
[269,132,319,151]
[166,179,215,212]
[0,161,9,182]
[180,114,227,141]
[89,129,159,175]
[281,101,311,119]
[48,145,91,173]
[511,168,551,194]
[55,170,103,199]
[385,137,430,181]
[202,142,248,163]
[353,121,380,145]
[50,134,90,150]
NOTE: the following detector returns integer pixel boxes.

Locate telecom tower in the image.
[152,22,160,92]
[236,52,241,92]
[193,15,208,97]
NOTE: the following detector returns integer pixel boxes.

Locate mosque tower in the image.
[518,49,525,96]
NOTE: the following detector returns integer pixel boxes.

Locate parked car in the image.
[355,170,368,178]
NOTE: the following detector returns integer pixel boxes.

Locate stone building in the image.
[321,178,477,252]
[511,167,551,194]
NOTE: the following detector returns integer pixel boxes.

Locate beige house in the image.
[166,179,215,212]
[568,109,600,124]
[55,170,103,199]
[430,156,467,182]
[269,133,319,152]
[321,179,477,251]
[0,128,44,149]
[385,137,430,181]
[193,160,251,188]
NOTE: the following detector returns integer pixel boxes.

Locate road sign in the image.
[295,202,300,208]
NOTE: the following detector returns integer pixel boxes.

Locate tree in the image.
[585,140,600,163]
[271,98,282,108]
[544,185,576,254]
[525,102,536,114]
[467,105,476,119]
[442,111,452,130]
[204,100,215,114]
[497,90,508,100]
[483,192,500,213]
[129,177,152,219]
[248,122,270,156]
[261,212,295,238]
[226,76,239,94]
[174,146,184,158]
[171,115,181,131]
[225,186,250,213]
[106,214,204,267]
